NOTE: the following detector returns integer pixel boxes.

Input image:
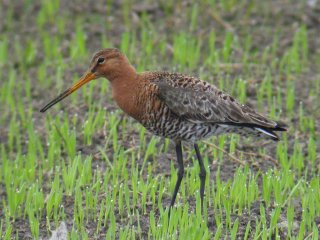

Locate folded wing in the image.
[154,74,286,140]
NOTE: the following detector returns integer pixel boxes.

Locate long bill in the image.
[40,72,96,113]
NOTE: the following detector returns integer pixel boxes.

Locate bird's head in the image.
[40,48,132,113]
[89,48,126,78]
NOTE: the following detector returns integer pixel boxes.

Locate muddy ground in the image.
[0,0,320,239]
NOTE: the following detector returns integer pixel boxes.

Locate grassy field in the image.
[0,0,319,239]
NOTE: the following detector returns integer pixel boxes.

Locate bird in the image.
[40,48,286,212]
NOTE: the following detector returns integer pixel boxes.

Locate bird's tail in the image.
[253,122,287,141]
[217,122,287,141]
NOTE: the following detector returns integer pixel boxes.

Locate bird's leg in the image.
[194,143,206,211]
[169,141,184,210]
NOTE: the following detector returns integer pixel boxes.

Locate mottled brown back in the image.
[146,72,286,141]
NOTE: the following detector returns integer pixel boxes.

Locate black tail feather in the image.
[254,121,287,141]
[219,121,287,141]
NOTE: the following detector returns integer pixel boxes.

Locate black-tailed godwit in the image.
[40,48,286,211]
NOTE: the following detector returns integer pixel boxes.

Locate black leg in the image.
[170,141,184,209]
[194,143,206,211]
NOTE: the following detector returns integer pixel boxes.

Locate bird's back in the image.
[137,72,286,142]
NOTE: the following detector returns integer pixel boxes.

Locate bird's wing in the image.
[153,73,279,128]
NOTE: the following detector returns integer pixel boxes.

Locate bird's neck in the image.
[109,63,143,121]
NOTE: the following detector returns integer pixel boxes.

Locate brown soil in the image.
[0,1,319,239]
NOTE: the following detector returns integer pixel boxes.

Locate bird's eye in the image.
[97,57,105,64]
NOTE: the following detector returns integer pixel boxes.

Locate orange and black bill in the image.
[40,72,96,113]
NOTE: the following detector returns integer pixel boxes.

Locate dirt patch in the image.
[1,1,319,239]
